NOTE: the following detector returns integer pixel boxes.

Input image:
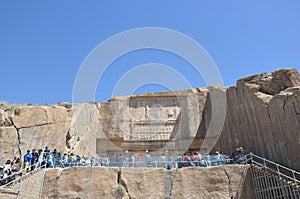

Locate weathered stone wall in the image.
[199,68,300,170]
[0,105,71,162]
[40,165,253,199]
[0,88,208,162]
[0,68,299,171]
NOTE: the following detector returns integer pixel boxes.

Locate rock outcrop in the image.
[203,68,300,170]
[39,165,253,199]
[0,126,19,162]
[13,106,70,158]
[0,68,299,171]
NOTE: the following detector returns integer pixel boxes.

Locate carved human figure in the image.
[145,105,150,118]
[167,109,175,119]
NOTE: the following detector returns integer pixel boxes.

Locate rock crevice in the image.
[37,165,253,199]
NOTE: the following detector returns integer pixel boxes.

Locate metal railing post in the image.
[276,164,280,175]
[292,171,296,184]
[38,170,46,199]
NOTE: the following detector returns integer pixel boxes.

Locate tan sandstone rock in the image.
[37,165,253,199]
[18,122,69,154]
[171,165,251,199]
[41,167,127,199]
[0,109,11,126]
[0,68,299,172]
[8,106,70,156]
[121,168,167,199]
[0,126,19,162]
[12,105,67,129]
[208,68,300,170]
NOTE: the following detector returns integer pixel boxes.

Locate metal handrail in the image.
[0,161,43,189]
[38,170,46,199]
[246,152,300,184]
[55,157,241,169]
[251,160,298,183]
[250,153,300,175]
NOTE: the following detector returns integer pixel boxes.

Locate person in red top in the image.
[183,153,190,167]
[135,153,141,167]
[193,152,199,166]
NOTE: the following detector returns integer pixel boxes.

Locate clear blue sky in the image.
[1,1,299,104]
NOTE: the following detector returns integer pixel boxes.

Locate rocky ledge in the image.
[39,165,253,199]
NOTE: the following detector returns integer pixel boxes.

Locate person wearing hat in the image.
[234,146,244,164]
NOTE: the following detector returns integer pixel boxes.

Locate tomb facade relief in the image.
[127,96,185,141]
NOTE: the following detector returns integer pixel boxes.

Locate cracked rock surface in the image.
[0,68,299,171]
[39,165,252,199]
[206,68,300,170]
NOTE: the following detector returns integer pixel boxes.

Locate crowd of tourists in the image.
[0,146,245,186]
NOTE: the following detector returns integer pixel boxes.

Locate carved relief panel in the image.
[126,96,186,141]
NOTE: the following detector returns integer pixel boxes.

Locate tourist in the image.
[176,154,183,168]
[11,158,21,173]
[23,150,32,173]
[44,146,50,161]
[118,154,125,167]
[189,153,195,166]
[62,153,68,167]
[230,146,245,164]
[215,151,221,166]
[0,145,242,176]
[183,153,190,167]
[167,153,173,164]
[31,149,39,171]
[205,153,211,167]
[52,149,59,166]
[80,156,86,166]
[108,153,115,167]
[2,170,9,184]
[193,152,199,166]
[101,155,109,167]
[198,153,202,166]
[128,154,135,167]
[38,149,45,168]
[75,155,81,166]
[145,152,151,167]
[44,146,50,154]
[12,157,17,164]
[53,152,61,167]
[135,153,141,168]
[46,152,54,168]
[0,176,5,186]
[220,152,227,165]
[90,157,95,167]
[237,147,245,164]
[159,154,166,167]
[3,160,11,173]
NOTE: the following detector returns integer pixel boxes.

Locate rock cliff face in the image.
[0,88,208,162]
[0,68,299,171]
[40,165,253,199]
[205,68,300,170]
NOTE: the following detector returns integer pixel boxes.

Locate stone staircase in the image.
[0,169,46,199]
